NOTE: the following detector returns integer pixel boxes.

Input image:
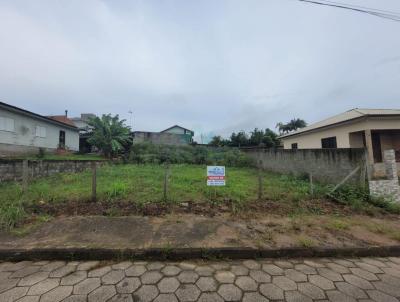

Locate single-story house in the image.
[70,113,96,153]
[0,101,79,156]
[279,108,400,177]
[132,125,194,145]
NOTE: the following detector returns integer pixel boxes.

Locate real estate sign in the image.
[207,166,225,186]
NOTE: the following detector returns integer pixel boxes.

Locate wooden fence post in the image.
[22,159,28,193]
[163,163,170,202]
[258,160,263,201]
[91,162,97,202]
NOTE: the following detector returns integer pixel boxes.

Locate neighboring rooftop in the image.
[47,115,76,127]
[279,108,400,139]
[0,101,78,130]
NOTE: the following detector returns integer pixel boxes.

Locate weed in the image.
[298,236,315,248]
[326,219,350,231]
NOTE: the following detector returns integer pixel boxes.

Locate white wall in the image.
[163,126,186,135]
[0,107,79,152]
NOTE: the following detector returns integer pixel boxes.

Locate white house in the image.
[0,101,79,156]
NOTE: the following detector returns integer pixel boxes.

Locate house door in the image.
[371,132,382,163]
[59,130,66,149]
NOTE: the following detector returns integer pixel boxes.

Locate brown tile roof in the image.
[47,115,77,127]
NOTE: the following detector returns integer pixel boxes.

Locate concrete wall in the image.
[0,160,105,182]
[0,107,79,156]
[132,132,191,145]
[244,148,365,184]
[281,117,400,149]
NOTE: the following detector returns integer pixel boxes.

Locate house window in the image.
[35,126,47,138]
[291,143,298,149]
[0,117,15,132]
[59,130,66,148]
[321,136,337,148]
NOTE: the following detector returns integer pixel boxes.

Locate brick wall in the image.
[243,148,366,184]
[0,160,105,182]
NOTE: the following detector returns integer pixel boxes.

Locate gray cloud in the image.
[0,0,399,142]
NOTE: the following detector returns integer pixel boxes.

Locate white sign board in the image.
[207,166,225,186]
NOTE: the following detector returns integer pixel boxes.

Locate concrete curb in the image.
[1,246,400,261]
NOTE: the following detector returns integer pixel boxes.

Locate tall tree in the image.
[276,118,307,134]
[87,114,131,158]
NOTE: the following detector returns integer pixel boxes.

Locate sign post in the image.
[207,166,225,203]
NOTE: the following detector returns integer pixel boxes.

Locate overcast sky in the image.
[0,0,399,142]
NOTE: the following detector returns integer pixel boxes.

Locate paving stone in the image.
[274,260,294,269]
[147,262,165,270]
[273,275,297,291]
[249,270,271,283]
[40,261,66,272]
[49,265,76,278]
[309,275,335,290]
[40,286,73,302]
[196,277,218,292]
[178,271,199,283]
[116,277,141,294]
[326,262,351,274]
[162,265,181,276]
[10,265,40,278]
[350,268,379,281]
[230,265,249,276]
[158,277,180,293]
[0,278,19,293]
[242,292,269,302]
[294,264,317,275]
[63,295,87,302]
[285,290,313,302]
[304,260,325,268]
[73,277,101,295]
[102,270,125,285]
[18,271,49,286]
[0,261,31,272]
[198,292,224,302]
[60,271,87,286]
[154,293,179,302]
[132,285,159,302]
[379,274,400,287]
[333,259,356,268]
[373,281,400,297]
[179,262,197,270]
[0,271,12,281]
[262,264,283,275]
[125,265,147,277]
[0,287,29,302]
[215,271,236,285]
[235,276,258,291]
[389,257,400,264]
[88,285,116,302]
[16,296,40,302]
[175,284,201,302]
[141,271,163,284]
[362,258,387,268]
[27,278,59,295]
[242,260,260,270]
[383,267,400,278]
[77,261,100,271]
[88,266,111,278]
[195,266,214,276]
[317,267,344,281]
[336,282,368,299]
[343,274,374,289]
[326,290,357,302]
[298,282,326,300]
[285,269,308,282]
[367,290,398,302]
[259,283,284,300]
[355,262,384,274]
[112,262,132,270]
[211,262,230,270]
[217,284,243,301]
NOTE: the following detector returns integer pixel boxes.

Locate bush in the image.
[128,143,253,167]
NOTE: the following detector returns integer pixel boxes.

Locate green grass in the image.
[4,153,104,161]
[0,164,329,229]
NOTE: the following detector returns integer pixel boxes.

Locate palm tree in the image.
[87,114,131,158]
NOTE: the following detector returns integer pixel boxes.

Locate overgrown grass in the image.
[0,163,396,230]
[4,153,104,161]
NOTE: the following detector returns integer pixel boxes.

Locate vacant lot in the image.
[0,164,394,230]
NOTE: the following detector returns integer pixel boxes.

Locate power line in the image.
[295,0,400,22]
[316,0,400,15]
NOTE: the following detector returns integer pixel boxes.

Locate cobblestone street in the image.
[1,257,400,301]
